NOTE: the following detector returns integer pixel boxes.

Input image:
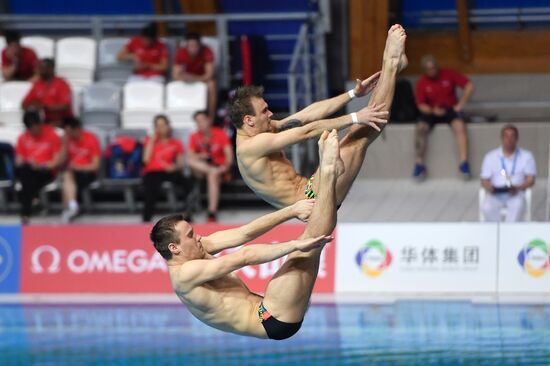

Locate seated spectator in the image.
[188,111,233,223]
[173,32,216,119]
[15,111,62,224]
[117,23,168,83]
[413,54,474,181]
[481,124,536,222]
[142,115,192,222]
[2,30,38,81]
[21,58,73,127]
[61,117,101,223]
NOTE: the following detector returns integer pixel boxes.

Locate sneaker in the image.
[207,212,217,223]
[61,207,79,224]
[412,164,427,181]
[459,161,472,180]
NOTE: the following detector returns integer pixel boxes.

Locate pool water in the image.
[1,302,549,365]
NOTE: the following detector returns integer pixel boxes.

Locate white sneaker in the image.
[61,207,79,224]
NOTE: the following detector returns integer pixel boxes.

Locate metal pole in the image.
[303,25,312,105]
[546,139,550,221]
[91,17,103,81]
[314,17,328,100]
[216,16,230,89]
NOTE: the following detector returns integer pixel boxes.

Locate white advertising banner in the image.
[336,223,498,294]
[498,223,550,294]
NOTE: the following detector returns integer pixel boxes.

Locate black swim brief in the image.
[258,302,302,340]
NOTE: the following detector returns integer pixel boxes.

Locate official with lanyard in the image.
[480,124,536,222]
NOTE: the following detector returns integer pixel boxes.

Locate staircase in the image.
[219,0,322,112]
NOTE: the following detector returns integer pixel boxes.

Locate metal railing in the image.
[287,23,328,174]
[546,138,550,221]
[404,7,550,27]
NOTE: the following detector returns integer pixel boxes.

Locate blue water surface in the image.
[0,302,549,365]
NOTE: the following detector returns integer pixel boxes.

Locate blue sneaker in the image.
[413,163,427,181]
[459,161,471,180]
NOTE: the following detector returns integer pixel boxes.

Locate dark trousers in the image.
[16,164,54,217]
[142,171,192,222]
[72,170,97,201]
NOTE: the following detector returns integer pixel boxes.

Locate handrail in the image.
[288,25,309,76]
[287,24,310,174]
[0,13,318,22]
[405,7,550,26]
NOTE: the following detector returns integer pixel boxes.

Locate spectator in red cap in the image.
[188,110,233,222]
[2,30,38,81]
[61,117,101,223]
[15,110,62,224]
[21,58,73,127]
[118,22,168,83]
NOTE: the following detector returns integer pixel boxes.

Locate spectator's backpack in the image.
[105,136,143,179]
[0,142,15,181]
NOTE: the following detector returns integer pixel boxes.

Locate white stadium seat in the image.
[21,36,55,59]
[97,38,133,85]
[165,81,207,128]
[0,81,32,129]
[81,82,121,130]
[56,37,97,87]
[121,81,164,130]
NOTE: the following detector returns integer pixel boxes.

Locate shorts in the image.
[418,108,464,130]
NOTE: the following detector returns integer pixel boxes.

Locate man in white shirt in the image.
[480,124,536,222]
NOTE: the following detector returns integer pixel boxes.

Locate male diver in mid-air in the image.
[152,130,341,339]
[231,25,407,208]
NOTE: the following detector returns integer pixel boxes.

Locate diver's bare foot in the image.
[383,24,406,62]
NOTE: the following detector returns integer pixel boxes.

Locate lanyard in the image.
[500,150,519,177]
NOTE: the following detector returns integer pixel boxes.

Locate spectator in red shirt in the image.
[142,115,193,222]
[15,110,62,224]
[21,58,73,127]
[117,23,168,83]
[413,55,474,181]
[188,111,233,222]
[60,117,101,223]
[173,32,217,120]
[2,30,38,81]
